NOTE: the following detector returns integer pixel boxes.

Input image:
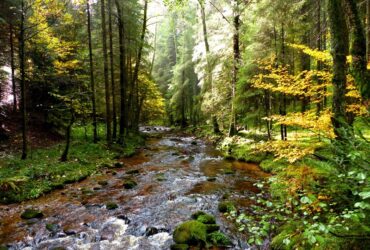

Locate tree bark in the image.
[107,0,117,139]
[199,0,220,134]
[86,0,98,143]
[367,0,370,63]
[328,0,349,139]
[101,0,112,145]
[60,110,75,162]
[10,22,17,112]
[115,0,128,144]
[19,0,27,160]
[344,0,369,99]
[229,0,240,137]
[131,0,148,131]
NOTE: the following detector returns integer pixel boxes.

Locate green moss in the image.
[155,173,167,182]
[218,201,236,213]
[106,202,118,210]
[46,223,59,232]
[173,220,207,246]
[21,209,43,219]
[123,180,137,189]
[207,231,232,246]
[191,211,207,219]
[196,214,216,224]
[223,168,235,175]
[205,224,220,233]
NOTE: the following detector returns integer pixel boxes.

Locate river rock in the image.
[20,209,43,219]
[123,180,137,189]
[106,202,118,210]
[46,223,59,233]
[98,180,108,186]
[126,169,140,175]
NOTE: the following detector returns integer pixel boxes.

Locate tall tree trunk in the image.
[115,0,128,144]
[108,0,117,139]
[316,0,323,114]
[344,0,369,99]
[328,0,349,139]
[280,23,288,140]
[10,22,17,112]
[19,0,27,160]
[86,0,98,143]
[367,0,370,63]
[101,0,112,145]
[60,110,75,162]
[131,0,148,131]
[229,0,240,137]
[199,0,220,134]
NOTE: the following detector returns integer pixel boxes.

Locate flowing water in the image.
[0,128,269,250]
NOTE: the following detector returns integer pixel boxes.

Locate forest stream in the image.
[0,128,269,250]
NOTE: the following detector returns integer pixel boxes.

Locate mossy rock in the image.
[0,246,8,250]
[46,223,59,232]
[196,214,216,225]
[113,162,124,168]
[155,173,167,182]
[205,224,220,233]
[207,231,232,246]
[170,244,189,250]
[191,211,207,220]
[21,209,44,219]
[126,169,140,175]
[98,180,108,186]
[106,202,118,210]
[173,220,207,246]
[50,247,66,250]
[123,180,137,189]
[100,163,111,168]
[218,201,235,213]
[223,168,235,175]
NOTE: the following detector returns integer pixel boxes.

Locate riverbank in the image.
[0,126,145,204]
[187,124,370,249]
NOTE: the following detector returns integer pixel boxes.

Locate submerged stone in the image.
[173,220,207,246]
[98,180,108,186]
[21,209,44,220]
[46,223,59,233]
[126,169,140,175]
[207,177,217,182]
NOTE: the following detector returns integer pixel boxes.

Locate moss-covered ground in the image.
[0,124,145,204]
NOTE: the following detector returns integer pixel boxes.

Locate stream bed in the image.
[0,128,269,250]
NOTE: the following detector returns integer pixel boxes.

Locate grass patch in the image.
[0,125,145,204]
